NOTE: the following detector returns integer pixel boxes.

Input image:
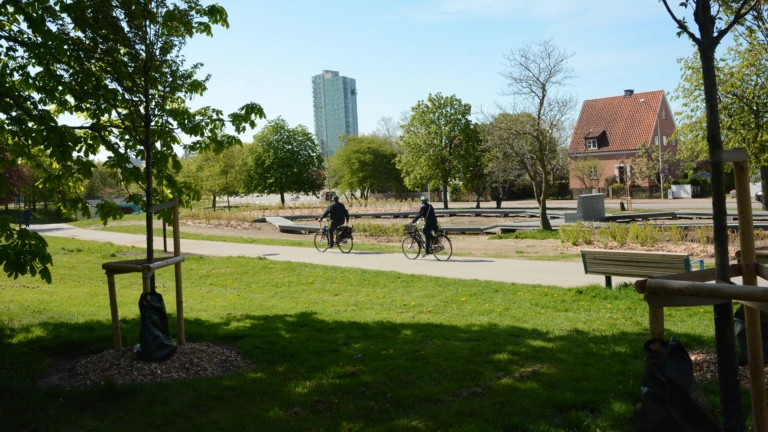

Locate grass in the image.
[0,208,73,225]
[488,229,560,241]
[68,213,146,228]
[96,224,401,254]
[0,236,751,431]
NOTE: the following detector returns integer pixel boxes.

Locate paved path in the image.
[32,224,633,288]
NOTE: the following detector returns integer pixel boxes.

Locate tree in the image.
[182,146,248,210]
[1,0,264,282]
[457,125,487,209]
[661,1,759,429]
[499,39,576,230]
[246,118,324,205]
[397,93,476,209]
[330,134,404,206]
[84,164,123,200]
[373,116,403,144]
[629,143,679,191]
[674,32,768,209]
[570,158,603,190]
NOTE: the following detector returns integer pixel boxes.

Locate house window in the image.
[586,138,598,150]
[672,138,677,146]
[589,166,598,180]
[662,108,667,120]
[654,136,659,146]
[663,136,667,146]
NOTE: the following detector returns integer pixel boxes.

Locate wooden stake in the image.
[172,203,184,345]
[649,306,664,340]
[735,159,768,431]
[107,272,122,351]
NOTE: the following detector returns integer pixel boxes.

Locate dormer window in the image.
[586,138,598,150]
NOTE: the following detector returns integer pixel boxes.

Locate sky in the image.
[183,0,703,141]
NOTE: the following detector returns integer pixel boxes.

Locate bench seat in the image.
[581,249,703,288]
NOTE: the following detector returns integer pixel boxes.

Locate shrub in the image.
[559,222,592,246]
[611,184,626,199]
[666,226,686,244]
[607,222,629,247]
[691,225,713,246]
[354,221,404,239]
[596,225,612,248]
[628,222,661,247]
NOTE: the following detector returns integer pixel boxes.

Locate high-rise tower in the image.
[312,70,358,157]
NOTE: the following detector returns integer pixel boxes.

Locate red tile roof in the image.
[568,90,664,154]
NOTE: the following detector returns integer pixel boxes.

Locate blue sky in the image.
[185,0,704,140]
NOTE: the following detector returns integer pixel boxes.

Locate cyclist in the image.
[411,195,438,258]
[317,195,349,248]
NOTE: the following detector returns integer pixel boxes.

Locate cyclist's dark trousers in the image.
[423,224,437,253]
[329,221,342,246]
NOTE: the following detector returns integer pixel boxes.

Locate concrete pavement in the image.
[32,224,633,288]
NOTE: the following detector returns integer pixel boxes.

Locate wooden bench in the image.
[581,249,703,288]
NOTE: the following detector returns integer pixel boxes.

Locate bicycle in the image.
[314,220,354,253]
[401,222,452,261]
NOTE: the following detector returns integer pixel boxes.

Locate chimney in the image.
[624,89,634,98]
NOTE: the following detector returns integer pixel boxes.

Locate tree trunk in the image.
[475,192,481,209]
[761,166,768,211]
[227,194,231,210]
[280,191,285,205]
[212,194,216,211]
[442,183,449,209]
[699,40,745,431]
[539,183,552,231]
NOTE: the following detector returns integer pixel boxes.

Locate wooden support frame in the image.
[632,153,768,431]
[102,198,185,351]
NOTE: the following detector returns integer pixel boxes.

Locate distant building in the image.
[312,70,358,157]
[568,89,677,195]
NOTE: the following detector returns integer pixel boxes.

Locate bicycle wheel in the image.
[432,234,452,261]
[314,231,329,252]
[338,236,354,253]
[401,235,421,260]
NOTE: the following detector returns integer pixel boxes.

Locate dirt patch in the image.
[39,343,252,387]
[690,349,768,389]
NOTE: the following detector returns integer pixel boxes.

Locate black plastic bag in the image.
[634,337,721,432]
[734,304,768,366]
[136,290,177,362]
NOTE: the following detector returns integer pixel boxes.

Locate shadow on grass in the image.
[0,313,724,432]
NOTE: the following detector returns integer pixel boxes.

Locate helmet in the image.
[420,195,428,202]
[332,195,339,202]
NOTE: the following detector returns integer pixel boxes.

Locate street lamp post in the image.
[657,114,664,199]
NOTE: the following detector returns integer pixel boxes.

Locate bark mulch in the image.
[39,342,252,387]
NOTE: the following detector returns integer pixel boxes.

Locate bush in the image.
[596,225,612,248]
[354,221,404,239]
[607,222,629,247]
[691,225,713,246]
[611,184,626,199]
[628,222,660,247]
[559,221,593,246]
[666,226,686,244]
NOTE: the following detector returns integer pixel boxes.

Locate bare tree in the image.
[374,116,402,144]
[661,2,759,430]
[499,39,576,230]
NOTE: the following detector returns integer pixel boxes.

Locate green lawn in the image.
[0,237,748,431]
[68,213,147,228]
[96,224,401,253]
[488,230,560,240]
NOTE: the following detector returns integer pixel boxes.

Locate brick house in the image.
[568,89,677,196]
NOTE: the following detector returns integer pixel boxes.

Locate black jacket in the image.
[322,202,349,224]
[412,203,438,226]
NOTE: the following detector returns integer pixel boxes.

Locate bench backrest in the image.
[581,249,691,278]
